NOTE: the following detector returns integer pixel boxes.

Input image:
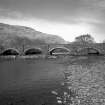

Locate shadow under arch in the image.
[77,47,101,55]
[49,47,70,55]
[0,48,20,56]
[24,48,43,55]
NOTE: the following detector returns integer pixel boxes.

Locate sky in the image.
[0,0,105,42]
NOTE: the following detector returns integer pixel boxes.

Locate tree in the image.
[102,40,105,43]
[75,34,95,44]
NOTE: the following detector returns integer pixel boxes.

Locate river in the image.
[0,56,105,105]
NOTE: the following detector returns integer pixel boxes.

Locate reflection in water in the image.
[0,59,64,105]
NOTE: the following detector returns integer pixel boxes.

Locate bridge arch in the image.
[49,47,70,55]
[24,48,43,55]
[77,47,101,55]
[0,48,20,56]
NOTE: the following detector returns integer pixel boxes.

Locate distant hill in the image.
[0,23,67,48]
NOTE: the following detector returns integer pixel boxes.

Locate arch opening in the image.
[0,48,19,56]
[24,48,43,55]
[49,47,70,55]
[78,47,100,55]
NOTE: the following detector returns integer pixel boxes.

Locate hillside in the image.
[0,23,67,47]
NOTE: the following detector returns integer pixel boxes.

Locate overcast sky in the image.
[0,0,105,42]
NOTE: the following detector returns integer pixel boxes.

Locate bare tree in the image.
[75,34,95,44]
[102,39,105,43]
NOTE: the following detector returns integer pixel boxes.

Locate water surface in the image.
[0,56,105,105]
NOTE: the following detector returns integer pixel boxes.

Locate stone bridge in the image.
[0,43,105,55]
[48,43,105,55]
[0,44,49,55]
